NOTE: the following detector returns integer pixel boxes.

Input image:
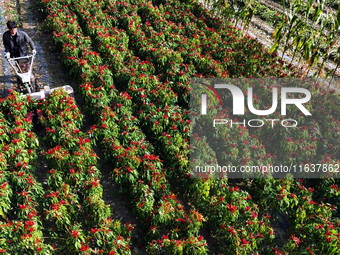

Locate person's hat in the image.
[7,21,17,30]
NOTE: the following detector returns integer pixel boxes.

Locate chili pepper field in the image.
[0,0,339,254]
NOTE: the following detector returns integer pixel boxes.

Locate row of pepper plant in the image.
[0,93,53,254]
[36,89,133,254]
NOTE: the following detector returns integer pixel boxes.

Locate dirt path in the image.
[21,0,51,87]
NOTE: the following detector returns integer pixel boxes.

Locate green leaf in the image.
[269,42,279,53]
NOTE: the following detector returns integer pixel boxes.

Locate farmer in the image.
[3,20,36,58]
[2,20,37,88]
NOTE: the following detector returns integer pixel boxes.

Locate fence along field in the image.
[0,0,339,254]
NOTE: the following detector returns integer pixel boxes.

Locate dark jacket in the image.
[3,30,35,57]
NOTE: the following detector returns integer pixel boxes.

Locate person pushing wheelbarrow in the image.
[3,20,37,92]
[1,20,73,99]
